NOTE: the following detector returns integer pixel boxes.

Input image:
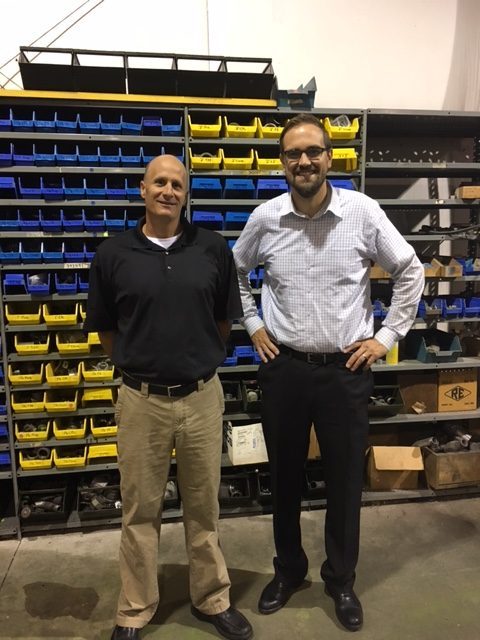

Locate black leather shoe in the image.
[191,605,253,640]
[324,584,363,631]
[258,577,303,614]
[110,625,140,640]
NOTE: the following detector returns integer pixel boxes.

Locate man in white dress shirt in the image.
[233,114,424,631]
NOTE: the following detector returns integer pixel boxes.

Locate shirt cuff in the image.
[242,315,265,337]
[374,327,397,352]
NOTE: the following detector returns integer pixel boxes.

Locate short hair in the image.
[279,113,332,152]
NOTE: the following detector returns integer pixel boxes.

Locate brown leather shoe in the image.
[324,584,363,631]
[191,605,253,640]
[110,626,140,640]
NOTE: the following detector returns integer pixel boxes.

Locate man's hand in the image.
[251,328,280,363]
[343,338,388,371]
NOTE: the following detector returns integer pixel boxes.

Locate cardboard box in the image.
[225,422,268,466]
[438,368,477,412]
[398,373,437,413]
[369,263,390,279]
[424,447,480,489]
[367,446,424,490]
[455,185,480,199]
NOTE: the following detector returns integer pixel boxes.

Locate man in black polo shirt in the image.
[85,155,253,640]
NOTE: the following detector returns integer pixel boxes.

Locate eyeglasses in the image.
[283,146,331,161]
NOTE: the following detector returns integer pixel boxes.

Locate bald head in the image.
[143,154,187,184]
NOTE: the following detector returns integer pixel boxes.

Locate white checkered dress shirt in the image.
[233,185,425,353]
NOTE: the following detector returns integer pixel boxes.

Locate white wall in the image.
[1,0,475,110]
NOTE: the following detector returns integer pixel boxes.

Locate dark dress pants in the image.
[257,351,373,589]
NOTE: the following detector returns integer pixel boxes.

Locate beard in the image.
[287,168,326,199]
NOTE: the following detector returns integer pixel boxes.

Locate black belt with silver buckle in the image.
[122,371,215,397]
[279,344,348,365]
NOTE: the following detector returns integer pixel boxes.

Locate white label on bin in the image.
[64,263,89,269]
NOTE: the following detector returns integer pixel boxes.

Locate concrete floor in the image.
[1,498,480,640]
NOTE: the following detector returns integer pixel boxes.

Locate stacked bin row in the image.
[0,237,106,263]
[0,176,145,200]
[0,208,141,233]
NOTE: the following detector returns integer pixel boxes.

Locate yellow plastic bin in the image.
[55,331,90,354]
[223,116,258,138]
[6,302,42,325]
[14,333,51,355]
[11,392,44,413]
[81,387,115,407]
[90,416,118,438]
[254,150,282,170]
[323,117,360,140]
[88,332,101,346]
[42,302,78,326]
[331,148,358,171]
[45,361,81,387]
[19,448,53,470]
[15,420,50,442]
[8,363,44,386]
[53,417,87,440]
[54,446,87,468]
[81,360,114,382]
[188,114,221,138]
[188,148,222,170]
[79,303,86,321]
[87,443,118,464]
[44,390,79,412]
[256,118,284,139]
[220,148,254,170]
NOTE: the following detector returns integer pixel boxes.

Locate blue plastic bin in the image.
[120,147,142,166]
[126,210,140,228]
[0,142,12,166]
[64,240,86,262]
[100,113,122,134]
[20,240,42,263]
[161,115,183,136]
[0,177,17,198]
[11,108,34,131]
[55,110,78,133]
[84,208,105,231]
[0,209,20,230]
[18,176,41,198]
[256,178,288,199]
[105,209,126,231]
[62,208,85,231]
[3,273,26,295]
[40,209,63,232]
[330,179,357,191]
[34,109,56,132]
[227,240,236,250]
[234,345,255,364]
[13,142,34,165]
[125,177,141,200]
[34,143,56,166]
[464,297,480,318]
[225,211,250,230]
[85,240,99,261]
[105,177,126,199]
[78,273,90,292]
[19,208,41,230]
[98,144,120,166]
[41,176,64,200]
[222,354,238,366]
[55,143,78,166]
[141,116,162,135]
[192,211,223,230]
[42,239,64,263]
[26,273,50,295]
[85,176,107,199]
[191,178,222,199]
[78,143,100,166]
[121,114,142,135]
[0,241,20,263]
[55,272,78,294]
[0,108,12,131]
[63,176,86,200]
[78,113,101,134]
[224,179,256,199]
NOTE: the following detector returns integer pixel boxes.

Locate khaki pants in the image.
[114,374,231,628]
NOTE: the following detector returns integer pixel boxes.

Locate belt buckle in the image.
[306,352,327,365]
[166,384,182,398]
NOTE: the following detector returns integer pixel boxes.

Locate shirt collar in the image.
[282,181,344,220]
[132,216,198,250]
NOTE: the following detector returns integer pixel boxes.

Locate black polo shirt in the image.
[84,217,243,384]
